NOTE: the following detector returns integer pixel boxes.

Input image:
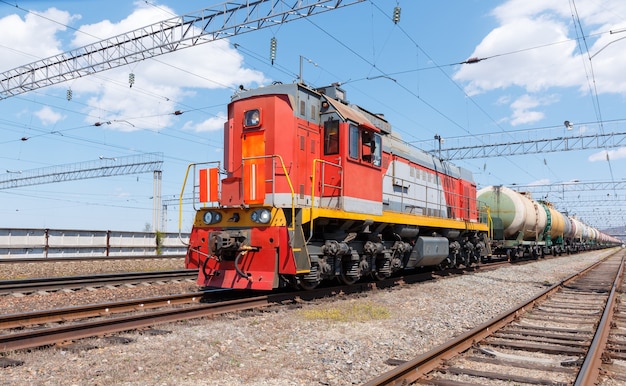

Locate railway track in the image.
[0,256,512,296]
[599,277,626,383]
[364,250,626,385]
[0,292,209,330]
[0,255,564,370]
[0,262,503,357]
[0,291,278,354]
[0,270,196,295]
[0,255,184,264]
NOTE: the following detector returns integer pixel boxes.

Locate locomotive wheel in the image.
[298,265,321,290]
[339,272,358,285]
[371,259,392,281]
[283,276,300,290]
[298,278,320,290]
[370,270,389,281]
[338,260,359,285]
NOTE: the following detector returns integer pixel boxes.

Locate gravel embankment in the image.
[0,250,619,385]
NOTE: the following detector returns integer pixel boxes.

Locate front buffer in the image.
[187,207,297,290]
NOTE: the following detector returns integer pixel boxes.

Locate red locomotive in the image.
[182,82,489,290]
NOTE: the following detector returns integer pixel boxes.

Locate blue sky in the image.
[1,0,626,232]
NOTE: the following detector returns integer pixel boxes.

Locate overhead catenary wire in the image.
[570,0,617,196]
[1,1,625,228]
[305,1,548,184]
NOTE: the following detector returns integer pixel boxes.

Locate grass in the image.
[299,301,391,323]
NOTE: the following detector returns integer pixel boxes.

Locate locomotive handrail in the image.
[383,174,436,216]
[178,161,221,244]
[241,154,295,231]
[309,159,343,242]
[384,173,484,222]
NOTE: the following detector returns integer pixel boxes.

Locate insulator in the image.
[66,88,72,101]
[393,6,401,24]
[129,73,135,88]
[270,37,277,64]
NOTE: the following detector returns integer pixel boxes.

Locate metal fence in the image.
[0,228,189,258]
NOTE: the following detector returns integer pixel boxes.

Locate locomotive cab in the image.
[319,93,384,215]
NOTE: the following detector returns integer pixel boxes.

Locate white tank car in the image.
[477,185,546,240]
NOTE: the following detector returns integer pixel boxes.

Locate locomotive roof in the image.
[232,82,392,133]
[322,96,379,132]
[231,82,302,101]
[231,82,474,183]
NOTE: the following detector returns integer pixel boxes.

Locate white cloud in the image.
[34,106,65,125]
[509,94,559,126]
[0,8,78,70]
[454,16,577,95]
[453,0,626,124]
[181,114,227,133]
[0,3,266,133]
[588,148,626,162]
[68,4,267,132]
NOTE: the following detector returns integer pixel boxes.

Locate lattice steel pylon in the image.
[0,0,365,99]
[0,153,163,189]
[414,130,626,160]
[0,153,164,230]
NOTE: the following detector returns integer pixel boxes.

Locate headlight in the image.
[251,209,271,224]
[203,210,222,225]
[244,109,261,128]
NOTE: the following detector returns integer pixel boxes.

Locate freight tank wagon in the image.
[182,82,490,290]
[478,185,620,258]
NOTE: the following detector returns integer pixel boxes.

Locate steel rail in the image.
[0,270,196,294]
[0,292,297,352]
[0,255,184,263]
[0,292,207,329]
[363,252,614,386]
[574,256,625,385]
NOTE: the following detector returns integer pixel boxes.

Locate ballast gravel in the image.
[0,250,618,385]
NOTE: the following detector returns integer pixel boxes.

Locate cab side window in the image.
[349,124,359,159]
[360,130,382,166]
[372,134,382,167]
[348,124,382,167]
[361,130,373,162]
